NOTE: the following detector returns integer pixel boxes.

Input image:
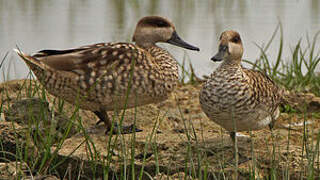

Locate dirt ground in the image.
[1,79,320,179]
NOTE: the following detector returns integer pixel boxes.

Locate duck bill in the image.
[211,45,227,62]
[167,31,200,51]
[211,51,224,62]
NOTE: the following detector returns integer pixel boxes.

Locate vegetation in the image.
[243,24,320,97]
[0,27,320,179]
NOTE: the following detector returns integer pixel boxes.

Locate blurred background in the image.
[0,0,319,82]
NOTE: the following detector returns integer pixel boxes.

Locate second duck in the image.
[199,30,284,141]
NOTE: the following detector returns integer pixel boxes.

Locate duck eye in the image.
[145,19,169,27]
[155,21,169,27]
[231,36,240,43]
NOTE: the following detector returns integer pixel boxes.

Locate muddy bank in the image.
[0,79,320,179]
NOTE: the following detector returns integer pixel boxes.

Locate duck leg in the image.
[94,111,112,128]
[229,132,250,164]
[230,132,239,161]
[94,111,142,134]
[268,122,274,131]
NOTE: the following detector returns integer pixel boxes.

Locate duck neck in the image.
[146,45,179,81]
[219,58,242,70]
[136,42,155,49]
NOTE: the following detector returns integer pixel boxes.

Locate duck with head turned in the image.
[200,30,284,144]
[15,16,199,134]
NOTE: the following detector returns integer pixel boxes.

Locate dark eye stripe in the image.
[144,19,170,27]
[231,35,241,43]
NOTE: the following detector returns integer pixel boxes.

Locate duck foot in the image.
[96,119,104,126]
[237,152,251,164]
[106,123,143,135]
[94,111,142,135]
[224,150,251,166]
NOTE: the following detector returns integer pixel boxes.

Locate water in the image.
[0,0,319,82]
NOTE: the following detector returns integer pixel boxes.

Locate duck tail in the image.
[14,48,51,80]
[282,89,320,112]
[14,49,40,67]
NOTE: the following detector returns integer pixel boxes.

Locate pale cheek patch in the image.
[228,43,243,58]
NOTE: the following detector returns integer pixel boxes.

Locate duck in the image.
[15,16,200,134]
[199,30,284,142]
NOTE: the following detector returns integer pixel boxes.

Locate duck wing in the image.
[242,68,284,113]
[32,42,142,74]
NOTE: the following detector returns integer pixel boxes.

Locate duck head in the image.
[132,16,199,51]
[211,30,243,63]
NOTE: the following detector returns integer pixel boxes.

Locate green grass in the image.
[243,23,320,97]
[0,52,9,82]
[178,51,202,85]
[0,27,320,179]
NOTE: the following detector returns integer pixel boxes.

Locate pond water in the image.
[0,0,319,82]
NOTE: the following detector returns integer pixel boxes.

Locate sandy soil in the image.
[1,79,320,179]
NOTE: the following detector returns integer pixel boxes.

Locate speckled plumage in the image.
[15,16,199,133]
[200,30,284,132]
[25,43,178,111]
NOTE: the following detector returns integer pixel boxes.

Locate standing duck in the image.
[15,16,199,134]
[199,30,284,142]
